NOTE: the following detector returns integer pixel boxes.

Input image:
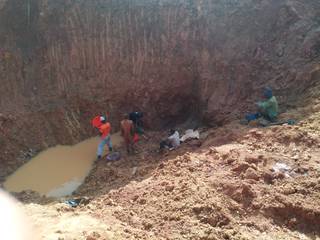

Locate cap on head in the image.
[100,116,107,124]
[263,87,273,99]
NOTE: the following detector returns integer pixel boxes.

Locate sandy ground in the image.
[12,101,320,240]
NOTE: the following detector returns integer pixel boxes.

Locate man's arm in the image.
[167,135,174,141]
[120,122,124,136]
[98,127,103,136]
[130,122,135,136]
[257,99,272,109]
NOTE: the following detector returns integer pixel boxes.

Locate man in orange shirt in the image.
[121,114,135,154]
[97,116,112,159]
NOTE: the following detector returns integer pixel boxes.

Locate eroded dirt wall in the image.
[0,0,319,179]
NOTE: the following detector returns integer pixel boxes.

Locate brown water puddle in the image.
[4,133,122,197]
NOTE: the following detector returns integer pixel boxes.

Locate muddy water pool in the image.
[4,133,122,197]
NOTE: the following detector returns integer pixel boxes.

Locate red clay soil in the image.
[15,101,320,240]
[0,1,320,238]
[0,0,320,180]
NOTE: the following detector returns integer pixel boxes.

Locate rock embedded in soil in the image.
[244,167,260,181]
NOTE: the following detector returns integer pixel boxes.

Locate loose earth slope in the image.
[18,102,320,240]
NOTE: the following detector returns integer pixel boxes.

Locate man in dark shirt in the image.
[129,111,144,134]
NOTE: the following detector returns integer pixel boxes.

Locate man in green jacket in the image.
[245,87,279,123]
[256,87,278,121]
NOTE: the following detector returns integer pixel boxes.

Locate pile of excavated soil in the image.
[18,101,320,240]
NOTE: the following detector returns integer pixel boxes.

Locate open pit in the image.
[0,0,320,239]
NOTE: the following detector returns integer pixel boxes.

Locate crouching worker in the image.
[121,114,135,154]
[245,87,278,124]
[160,129,180,150]
[97,116,112,159]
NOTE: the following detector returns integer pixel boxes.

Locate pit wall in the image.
[0,0,319,179]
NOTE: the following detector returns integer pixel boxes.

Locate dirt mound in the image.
[16,104,319,239]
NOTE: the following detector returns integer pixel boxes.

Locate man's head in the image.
[169,129,176,136]
[123,114,129,120]
[100,116,107,124]
[263,87,273,99]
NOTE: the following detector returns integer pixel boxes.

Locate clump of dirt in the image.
[11,190,54,205]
